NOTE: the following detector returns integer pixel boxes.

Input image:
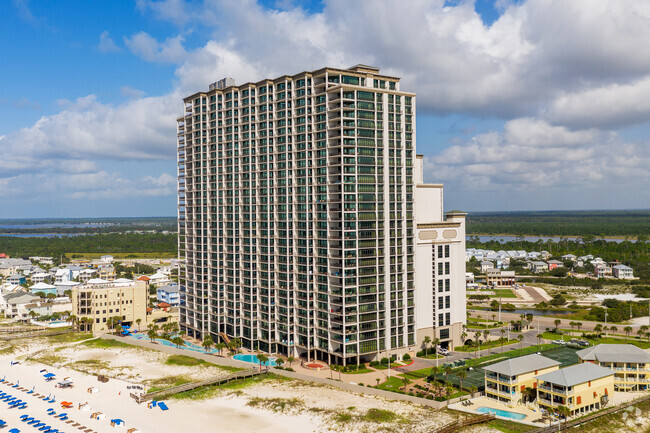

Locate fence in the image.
[433,414,496,433]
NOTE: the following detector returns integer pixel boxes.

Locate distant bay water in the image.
[467,235,635,244]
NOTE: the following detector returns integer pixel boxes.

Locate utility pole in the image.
[605,311,608,337]
[499,297,502,323]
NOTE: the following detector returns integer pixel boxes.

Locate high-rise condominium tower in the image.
[177,65,465,365]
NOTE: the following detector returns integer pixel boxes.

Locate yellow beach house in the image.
[483,354,560,405]
[577,344,650,392]
[535,362,614,416]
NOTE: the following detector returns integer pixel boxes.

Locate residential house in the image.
[529,261,549,273]
[30,282,57,297]
[30,272,52,284]
[55,280,80,296]
[6,274,26,286]
[577,344,650,391]
[547,260,564,271]
[561,254,577,262]
[594,264,612,278]
[481,261,495,273]
[536,363,614,416]
[29,256,54,265]
[97,266,116,281]
[483,354,560,405]
[78,269,97,282]
[612,265,634,280]
[465,272,475,284]
[0,289,41,320]
[148,272,172,287]
[157,284,181,306]
[486,269,516,288]
[100,255,114,263]
[55,268,73,283]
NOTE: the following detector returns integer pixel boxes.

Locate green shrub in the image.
[403,354,411,361]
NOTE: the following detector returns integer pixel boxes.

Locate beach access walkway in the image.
[133,369,265,403]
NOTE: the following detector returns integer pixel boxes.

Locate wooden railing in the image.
[133,369,265,403]
[433,414,496,433]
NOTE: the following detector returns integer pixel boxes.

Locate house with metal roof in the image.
[483,354,560,405]
[535,362,614,416]
[577,344,650,391]
[612,264,634,279]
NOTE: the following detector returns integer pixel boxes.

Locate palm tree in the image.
[115,324,123,336]
[401,377,410,391]
[202,335,214,353]
[624,326,633,343]
[536,333,543,350]
[443,365,452,384]
[432,337,441,358]
[423,336,431,356]
[147,328,158,342]
[474,331,482,358]
[594,324,602,335]
[556,405,571,429]
[491,313,496,323]
[518,334,524,349]
[610,325,618,334]
[500,328,506,352]
[256,353,269,371]
[638,328,645,341]
[576,322,583,333]
[445,384,455,400]
[469,385,478,398]
[287,356,295,367]
[171,336,184,348]
[483,330,490,351]
[554,319,561,332]
[526,314,534,327]
[135,318,142,332]
[457,369,467,391]
[460,332,468,346]
[569,321,576,333]
[275,358,285,368]
[68,315,78,331]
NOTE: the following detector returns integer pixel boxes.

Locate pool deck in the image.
[449,396,544,427]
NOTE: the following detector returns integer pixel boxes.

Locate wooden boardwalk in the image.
[133,369,266,403]
[433,414,496,433]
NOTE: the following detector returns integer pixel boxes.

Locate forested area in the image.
[467,210,650,238]
[0,233,177,259]
[0,217,176,234]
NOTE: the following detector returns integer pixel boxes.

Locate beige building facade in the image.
[577,344,650,392]
[72,280,147,334]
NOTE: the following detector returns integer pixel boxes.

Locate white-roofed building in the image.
[30,282,57,296]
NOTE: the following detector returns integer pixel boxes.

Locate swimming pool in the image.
[233,353,277,367]
[476,407,527,420]
[129,333,218,354]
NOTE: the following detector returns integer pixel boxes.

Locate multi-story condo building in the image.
[535,362,614,416]
[177,65,465,364]
[577,344,650,391]
[482,354,560,405]
[71,279,147,334]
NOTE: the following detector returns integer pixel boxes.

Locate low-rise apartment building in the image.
[71,279,147,334]
[157,284,180,306]
[536,362,614,416]
[486,269,516,287]
[483,354,560,405]
[577,344,650,391]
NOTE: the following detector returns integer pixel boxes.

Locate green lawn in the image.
[492,289,517,298]
[376,376,409,391]
[80,338,132,349]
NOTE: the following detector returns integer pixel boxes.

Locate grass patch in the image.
[363,408,398,423]
[31,354,68,366]
[37,332,92,344]
[456,339,518,352]
[333,412,353,423]
[166,354,209,366]
[144,375,193,393]
[479,418,536,432]
[492,289,517,298]
[377,377,409,391]
[342,368,374,374]
[247,397,304,413]
[80,338,132,349]
[0,345,17,355]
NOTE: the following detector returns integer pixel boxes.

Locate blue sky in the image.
[1,0,649,217]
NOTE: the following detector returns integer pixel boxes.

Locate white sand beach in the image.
[0,338,456,433]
